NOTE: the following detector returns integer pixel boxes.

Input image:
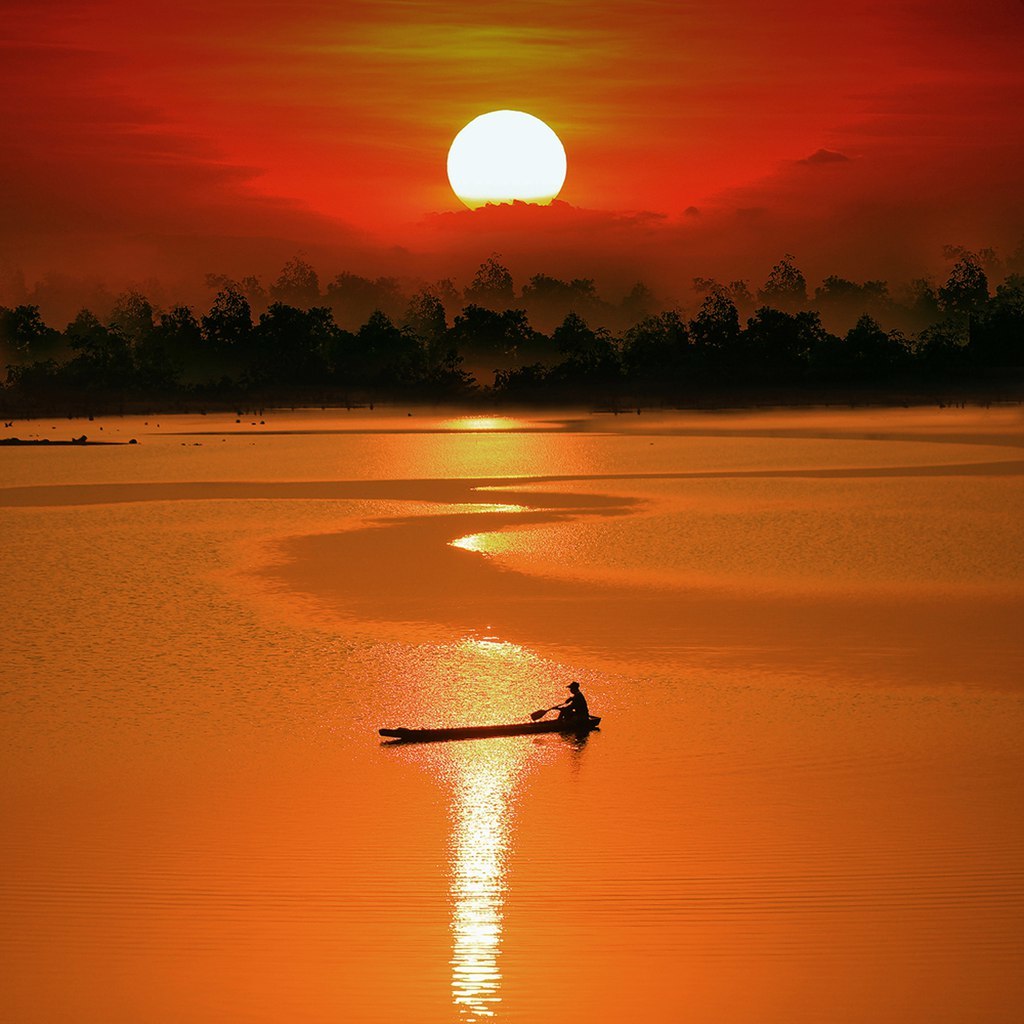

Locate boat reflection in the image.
[449,743,522,1021]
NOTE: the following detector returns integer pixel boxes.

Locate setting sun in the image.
[447,110,567,210]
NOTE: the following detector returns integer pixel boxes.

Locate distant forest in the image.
[2,248,1023,415]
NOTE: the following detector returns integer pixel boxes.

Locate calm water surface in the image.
[2,407,1023,1023]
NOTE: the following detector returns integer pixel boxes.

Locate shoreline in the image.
[0,436,134,446]
[1,384,1021,422]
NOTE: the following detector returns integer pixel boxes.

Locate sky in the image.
[2,0,1024,312]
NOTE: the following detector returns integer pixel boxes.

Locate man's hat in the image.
[567,681,580,691]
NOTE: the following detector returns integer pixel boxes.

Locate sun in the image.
[447,110,567,210]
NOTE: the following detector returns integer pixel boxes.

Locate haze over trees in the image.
[2,248,1022,415]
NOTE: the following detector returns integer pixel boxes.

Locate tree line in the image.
[1,251,1022,414]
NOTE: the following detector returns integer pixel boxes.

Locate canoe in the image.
[379,716,601,743]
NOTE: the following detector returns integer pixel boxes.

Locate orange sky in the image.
[2,0,1024,306]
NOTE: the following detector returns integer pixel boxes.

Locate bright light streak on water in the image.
[439,417,523,432]
[449,744,522,1020]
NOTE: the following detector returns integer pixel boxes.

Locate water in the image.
[2,407,1023,1023]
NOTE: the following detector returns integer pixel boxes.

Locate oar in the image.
[529,705,563,721]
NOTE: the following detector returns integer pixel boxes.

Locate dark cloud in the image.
[407,200,694,301]
[800,149,851,165]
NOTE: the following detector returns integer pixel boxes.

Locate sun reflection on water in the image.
[381,636,563,1018]
[449,743,523,1021]
[440,416,522,432]
[450,533,501,556]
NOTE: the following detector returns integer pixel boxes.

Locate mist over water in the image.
[2,407,1022,1023]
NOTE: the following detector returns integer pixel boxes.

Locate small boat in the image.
[379,715,601,743]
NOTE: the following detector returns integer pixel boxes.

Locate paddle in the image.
[529,705,564,721]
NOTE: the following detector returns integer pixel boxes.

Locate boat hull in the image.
[379,716,601,743]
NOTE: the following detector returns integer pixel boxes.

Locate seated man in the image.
[557,680,590,725]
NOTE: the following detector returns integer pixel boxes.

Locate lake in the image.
[2,406,1022,1023]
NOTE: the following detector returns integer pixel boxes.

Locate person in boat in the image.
[556,681,590,726]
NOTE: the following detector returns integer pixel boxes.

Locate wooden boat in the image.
[379,715,601,743]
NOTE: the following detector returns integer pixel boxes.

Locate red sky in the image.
[2,0,1024,310]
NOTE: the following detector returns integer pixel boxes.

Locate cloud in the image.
[413,201,687,285]
[799,149,851,165]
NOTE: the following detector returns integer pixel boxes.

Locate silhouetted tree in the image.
[970,274,1024,369]
[694,278,754,320]
[521,273,594,304]
[65,309,133,389]
[107,292,181,391]
[694,278,752,304]
[240,275,269,312]
[449,305,535,359]
[944,244,1002,282]
[689,290,741,377]
[6,246,1024,415]
[350,310,423,386]
[108,291,155,356]
[520,273,609,331]
[900,278,942,331]
[4,359,60,394]
[403,291,469,387]
[207,273,268,313]
[550,312,618,388]
[202,288,252,351]
[326,272,404,328]
[0,304,60,364]
[415,277,460,311]
[65,309,113,360]
[727,280,754,308]
[270,256,321,309]
[742,308,831,383]
[493,362,549,397]
[622,311,690,388]
[813,276,891,332]
[156,305,204,382]
[464,255,514,309]
[938,253,988,319]
[250,303,337,385]
[757,255,808,311]
[915,321,968,377]
[813,314,910,383]
[404,290,447,340]
[620,282,655,324]
[553,312,606,362]
[690,290,740,346]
